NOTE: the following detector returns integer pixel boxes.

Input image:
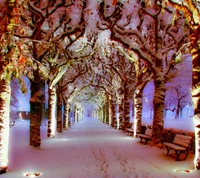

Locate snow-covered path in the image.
[3,117,198,178]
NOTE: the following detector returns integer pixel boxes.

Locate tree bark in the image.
[74,104,78,123]
[193,114,200,170]
[103,103,106,123]
[133,91,142,137]
[110,96,116,127]
[108,96,112,126]
[105,94,110,124]
[63,99,70,130]
[56,90,63,133]
[192,45,200,169]
[0,79,11,170]
[152,73,165,146]
[30,102,41,147]
[117,100,123,130]
[123,84,130,132]
[47,86,56,138]
[29,75,43,147]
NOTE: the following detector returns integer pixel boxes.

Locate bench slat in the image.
[138,129,152,144]
[173,134,192,148]
[163,134,192,161]
[126,128,134,132]
[163,142,186,151]
[145,129,152,137]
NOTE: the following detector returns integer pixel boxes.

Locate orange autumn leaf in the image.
[19,56,25,64]
[112,0,117,5]
[15,18,19,24]
[13,7,18,14]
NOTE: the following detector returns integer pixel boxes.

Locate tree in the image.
[13,0,88,144]
[0,0,32,171]
[165,0,200,169]
[98,0,190,146]
[165,54,192,119]
[116,45,152,135]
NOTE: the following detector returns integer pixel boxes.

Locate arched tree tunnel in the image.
[0,0,199,173]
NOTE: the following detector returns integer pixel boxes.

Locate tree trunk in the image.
[74,104,78,123]
[117,100,123,130]
[40,80,46,126]
[110,96,116,127]
[103,104,106,123]
[47,86,57,138]
[29,76,43,147]
[192,48,200,169]
[0,79,11,171]
[63,99,70,130]
[133,91,142,137]
[174,108,179,119]
[108,96,112,126]
[56,90,63,133]
[152,73,165,146]
[105,95,110,124]
[30,102,41,147]
[98,108,103,122]
[97,108,100,121]
[123,85,131,132]
[175,100,181,119]
[193,114,200,169]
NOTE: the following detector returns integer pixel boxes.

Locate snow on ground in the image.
[3,117,199,178]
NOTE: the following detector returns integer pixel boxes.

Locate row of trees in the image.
[0,0,199,171]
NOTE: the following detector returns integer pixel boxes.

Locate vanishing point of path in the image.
[4,117,198,178]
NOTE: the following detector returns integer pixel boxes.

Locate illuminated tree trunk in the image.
[133,91,142,137]
[103,104,106,123]
[105,94,110,124]
[117,100,123,130]
[47,86,56,138]
[192,45,200,169]
[110,97,116,127]
[99,107,103,122]
[56,90,63,133]
[74,104,78,123]
[79,108,83,121]
[0,79,11,171]
[193,114,200,169]
[97,108,100,121]
[108,96,112,126]
[123,84,130,132]
[105,104,108,124]
[152,72,165,146]
[63,99,70,130]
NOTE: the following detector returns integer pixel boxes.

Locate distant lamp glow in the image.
[23,172,43,177]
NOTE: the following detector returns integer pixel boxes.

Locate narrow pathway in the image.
[5,117,197,178]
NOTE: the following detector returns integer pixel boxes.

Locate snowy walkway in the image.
[4,117,199,178]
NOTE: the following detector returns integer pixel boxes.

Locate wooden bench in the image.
[138,129,152,144]
[163,134,192,161]
[126,124,134,136]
